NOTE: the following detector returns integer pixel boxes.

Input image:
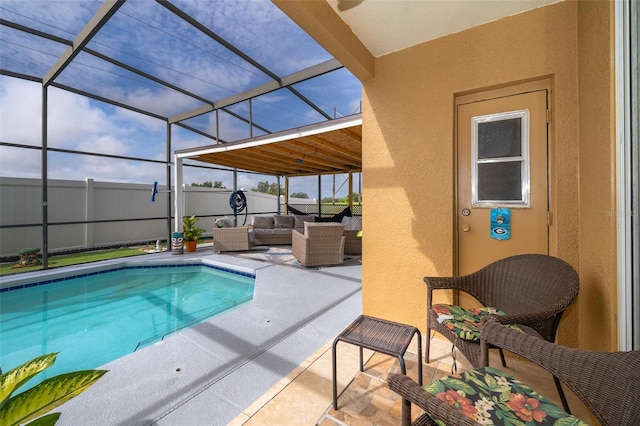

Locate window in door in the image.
[471,110,530,207]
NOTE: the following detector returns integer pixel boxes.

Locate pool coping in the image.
[0,255,256,292]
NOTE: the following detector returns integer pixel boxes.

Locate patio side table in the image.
[332,315,422,414]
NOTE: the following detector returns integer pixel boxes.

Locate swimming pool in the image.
[0,262,255,387]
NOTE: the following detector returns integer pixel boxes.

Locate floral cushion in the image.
[424,366,588,425]
[432,304,521,342]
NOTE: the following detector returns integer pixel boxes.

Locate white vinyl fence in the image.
[0,177,304,258]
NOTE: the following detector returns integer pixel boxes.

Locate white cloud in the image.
[0,145,41,178]
[0,1,99,39]
[0,78,42,144]
[47,89,114,148]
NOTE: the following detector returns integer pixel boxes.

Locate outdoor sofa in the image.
[212,211,361,253]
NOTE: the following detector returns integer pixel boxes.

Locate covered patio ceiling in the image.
[176,114,361,177]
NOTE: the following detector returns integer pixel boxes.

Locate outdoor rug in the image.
[231,246,360,268]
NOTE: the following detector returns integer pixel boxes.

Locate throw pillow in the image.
[251,215,274,229]
[294,214,315,229]
[273,215,294,229]
[215,216,234,228]
[341,216,362,230]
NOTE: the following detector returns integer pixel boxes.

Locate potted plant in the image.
[182,215,205,252]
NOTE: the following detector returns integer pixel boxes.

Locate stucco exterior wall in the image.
[576,0,617,351]
[275,0,618,351]
[361,0,614,349]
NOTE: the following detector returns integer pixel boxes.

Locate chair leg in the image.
[554,375,571,414]
[498,348,507,367]
[401,397,411,426]
[425,328,432,363]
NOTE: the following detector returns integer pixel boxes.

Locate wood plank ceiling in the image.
[177,114,362,177]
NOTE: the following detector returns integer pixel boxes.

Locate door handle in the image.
[462,224,470,232]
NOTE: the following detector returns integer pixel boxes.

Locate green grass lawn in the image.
[0,239,215,277]
[0,247,149,276]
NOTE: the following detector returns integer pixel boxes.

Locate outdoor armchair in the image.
[388,318,640,426]
[292,222,345,267]
[424,254,579,411]
[212,226,252,252]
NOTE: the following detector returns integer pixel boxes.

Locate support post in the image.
[41,85,48,269]
[173,155,183,232]
[166,122,172,244]
[317,175,322,217]
[284,176,289,214]
[348,172,353,212]
[233,169,238,225]
[85,178,94,247]
[277,176,281,214]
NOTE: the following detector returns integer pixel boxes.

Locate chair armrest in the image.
[291,229,308,264]
[291,229,307,246]
[424,275,483,299]
[423,275,465,290]
[212,226,251,251]
[491,309,559,328]
[480,316,580,369]
[424,274,487,310]
[387,374,481,426]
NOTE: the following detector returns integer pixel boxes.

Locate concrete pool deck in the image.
[2,247,363,425]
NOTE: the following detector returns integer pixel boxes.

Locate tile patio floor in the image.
[233,334,596,426]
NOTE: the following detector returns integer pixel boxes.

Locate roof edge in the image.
[175,114,362,159]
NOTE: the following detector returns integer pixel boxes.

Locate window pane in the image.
[478,118,522,159]
[477,161,522,201]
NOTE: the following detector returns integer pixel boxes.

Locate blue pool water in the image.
[0,264,254,387]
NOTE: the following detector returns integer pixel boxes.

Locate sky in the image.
[0,0,362,199]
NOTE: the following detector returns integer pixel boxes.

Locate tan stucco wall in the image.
[275,0,618,350]
[360,0,615,350]
[576,0,617,351]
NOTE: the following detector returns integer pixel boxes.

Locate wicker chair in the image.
[388,318,640,426]
[291,222,345,267]
[212,226,252,252]
[425,253,579,411]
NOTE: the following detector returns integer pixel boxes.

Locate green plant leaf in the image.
[0,369,107,426]
[554,416,588,426]
[25,412,61,426]
[423,380,444,394]
[0,353,58,408]
[540,402,571,418]
[440,377,477,395]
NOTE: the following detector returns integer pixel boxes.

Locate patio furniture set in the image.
[331,254,640,426]
[212,212,362,267]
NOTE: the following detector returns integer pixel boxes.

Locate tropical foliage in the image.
[190,181,225,188]
[0,353,107,426]
[251,181,283,195]
[424,366,587,425]
[182,215,205,241]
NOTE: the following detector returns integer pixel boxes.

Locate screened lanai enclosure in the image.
[0,0,363,266]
